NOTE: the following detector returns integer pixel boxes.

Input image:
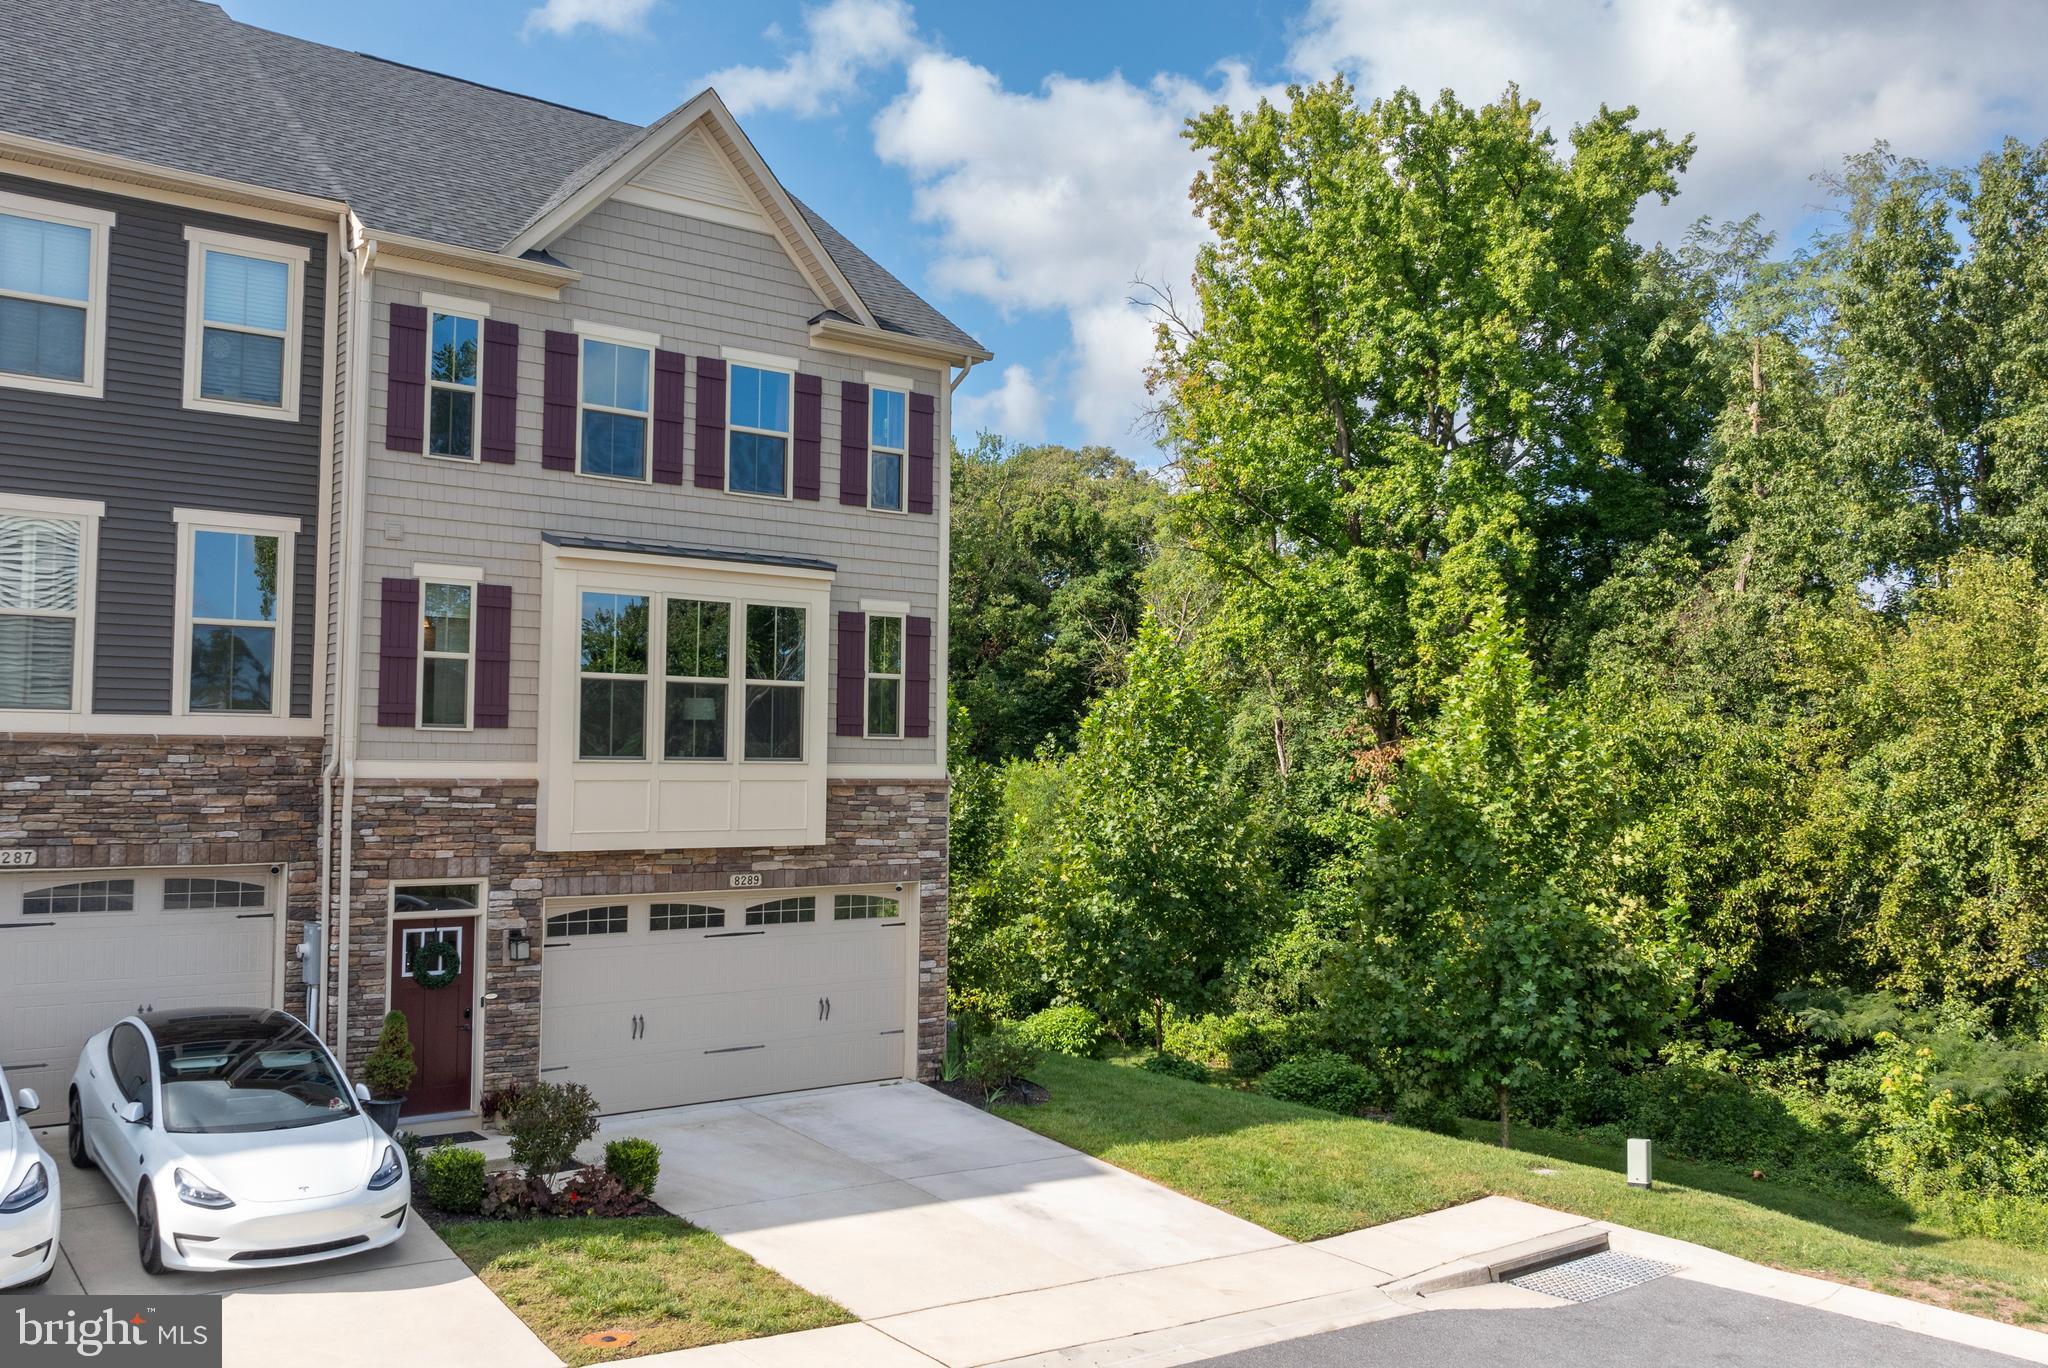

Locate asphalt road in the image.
[1191,1275,2035,1368]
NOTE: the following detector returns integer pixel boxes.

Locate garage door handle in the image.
[824,997,831,1021]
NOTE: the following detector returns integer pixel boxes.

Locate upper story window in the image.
[0,192,114,399]
[664,598,729,761]
[0,494,100,713]
[579,337,652,481]
[727,363,792,498]
[870,388,907,513]
[578,590,649,759]
[865,613,903,738]
[744,604,805,760]
[428,310,481,460]
[420,580,474,729]
[174,509,297,717]
[182,227,306,422]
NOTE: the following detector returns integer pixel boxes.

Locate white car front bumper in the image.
[156,1178,408,1272]
[0,1162,60,1289]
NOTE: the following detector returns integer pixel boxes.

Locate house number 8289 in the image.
[728,872,763,888]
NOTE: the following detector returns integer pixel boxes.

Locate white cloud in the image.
[875,53,1275,448]
[954,363,1047,441]
[521,0,656,39]
[700,0,924,118]
[1287,0,2048,242]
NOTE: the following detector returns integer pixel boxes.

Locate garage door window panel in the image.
[546,905,628,939]
[651,903,725,931]
[579,591,648,759]
[0,510,86,710]
[744,604,805,760]
[23,878,134,916]
[744,896,815,926]
[834,893,899,921]
[163,877,266,910]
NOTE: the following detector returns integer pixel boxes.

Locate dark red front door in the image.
[390,918,476,1117]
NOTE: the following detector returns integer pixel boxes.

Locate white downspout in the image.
[313,212,351,1039]
[333,217,376,1072]
[940,359,974,769]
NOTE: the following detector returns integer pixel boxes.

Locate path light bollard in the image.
[1627,1137,1654,1190]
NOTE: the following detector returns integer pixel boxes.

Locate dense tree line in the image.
[950,80,2048,1241]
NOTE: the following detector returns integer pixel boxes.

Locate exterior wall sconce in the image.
[506,927,531,962]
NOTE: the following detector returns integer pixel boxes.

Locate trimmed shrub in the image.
[1140,1052,1212,1083]
[1393,1089,1463,1136]
[507,1081,599,1179]
[362,1011,415,1099]
[965,1023,1043,1098]
[604,1137,662,1195]
[1018,1004,1105,1057]
[1262,1050,1378,1115]
[418,1144,487,1214]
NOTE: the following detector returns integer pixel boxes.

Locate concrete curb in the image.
[1384,1223,1611,1301]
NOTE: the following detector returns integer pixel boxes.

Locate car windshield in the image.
[155,1021,356,1134]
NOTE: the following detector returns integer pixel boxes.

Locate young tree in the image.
[1038,621,1267,1048]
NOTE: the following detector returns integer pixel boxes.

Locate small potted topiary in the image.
[360,1010,415,1134]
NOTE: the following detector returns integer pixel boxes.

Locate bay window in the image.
[577,590,648,758]
[664,598,729,760]
[744,604,805,759]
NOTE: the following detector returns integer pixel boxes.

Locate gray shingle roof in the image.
[0,0,984,356]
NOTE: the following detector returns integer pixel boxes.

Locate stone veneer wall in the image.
[0,734,327,1017]
[337,778,948,1098]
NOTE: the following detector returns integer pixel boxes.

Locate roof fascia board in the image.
[503,90,877,329]
[809,315,992,368]
[0,132,345,231]
[368,230,578,299]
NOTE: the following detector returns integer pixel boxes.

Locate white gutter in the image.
[331,216,377,1071]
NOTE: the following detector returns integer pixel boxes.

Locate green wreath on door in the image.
[412,937,461,990]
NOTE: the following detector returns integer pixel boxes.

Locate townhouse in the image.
[0,0,985,1123]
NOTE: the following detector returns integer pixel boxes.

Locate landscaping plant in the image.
[1017,1004,1104,1057]
[1139,1052,1211,1084]
[362,1010,416,1099]
[963,1023,1042,1100]
[507,1080,600,1180]
[419,1144,488,1214]
[1261,1050,1380,1115]
[604,1137,662,1195]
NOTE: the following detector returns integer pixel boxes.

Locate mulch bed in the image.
[925,1078,1050,1110]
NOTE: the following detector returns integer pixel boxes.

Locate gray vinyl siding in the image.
[358,199,944,765]
[0,173,325,716]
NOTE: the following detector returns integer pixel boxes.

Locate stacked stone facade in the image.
[337,778,948,1097]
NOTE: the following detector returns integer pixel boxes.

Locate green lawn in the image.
[995,1054,2048,1327]
[434,1215,851,1364]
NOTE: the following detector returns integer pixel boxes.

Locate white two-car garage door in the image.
[0,867,280,1096]
[539,885,913,1115]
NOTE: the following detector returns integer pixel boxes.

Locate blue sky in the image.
[222,0,2047,460]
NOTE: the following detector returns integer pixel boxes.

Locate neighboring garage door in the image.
[0,867,280,1095]
[540,886,912,1115]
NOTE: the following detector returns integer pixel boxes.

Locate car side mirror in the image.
[117,1100,147,1126]
[14,1088,38,1114]
[353,1083,372,1103]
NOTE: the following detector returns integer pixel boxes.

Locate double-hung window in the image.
[579,335,652,481]
[427,309,481,459]
[865,613,904,738]
[578,590,649,759]
[0,495,100,712]
[175,510,295,717]
[869,387,907,512]
[419,580,474,729]
[664,598,730,760]
[744,604,805,760]
[183,228,305,421]
[727,362,792,498]
[0,192,113,398]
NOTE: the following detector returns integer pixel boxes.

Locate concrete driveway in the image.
[15,1123,553,1368]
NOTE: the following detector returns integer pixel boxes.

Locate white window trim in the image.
[411,561,482,584]
[864,612,905,740]
[181,226,308,423]
[0,490,103,715]
[862,370,914,390]
[725,359,796,502]
[722,345,800,371]
[418,579,476,732]
[0,190,115,400]
[868,385,909,514]
[423,304,485,463]
[572,325,655,485]
[661,596,733,764]
[170,507,300,720]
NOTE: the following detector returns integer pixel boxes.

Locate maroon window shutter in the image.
[385,304,426,453]
[905,614,933,738]
[694,356,726,488]
[377,577,420,727]
[652,350,688,485]
[908,392,936,514]
[475,583,512,728]
[839,381,869,506]
[793,373,823,500]
[481,320,519,464]
[836,610,865,737]
[542,330,578,471]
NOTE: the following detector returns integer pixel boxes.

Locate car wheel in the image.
[68,1091,95,1170]
[136,1185,165,1275]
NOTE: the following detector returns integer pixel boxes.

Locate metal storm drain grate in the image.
[1506,1250,1678,1303]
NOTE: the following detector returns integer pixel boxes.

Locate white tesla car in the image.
[0,1063,59,1289]
[69,1008,408,1273]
